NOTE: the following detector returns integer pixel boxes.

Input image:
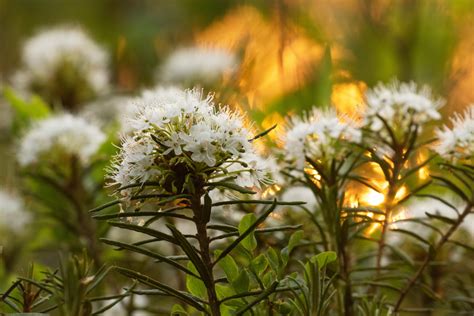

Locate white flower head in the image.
[109,87,269,196]
[283,108,362,169]
[0,190,31,234]
[434,105,474,162]
[159,46,237,84]
[18,114,106,166]
[363,81,444,137]
[13,26,109,97]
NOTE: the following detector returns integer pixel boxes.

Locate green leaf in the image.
[3,86,50,130]
[100,238,198,278]
[281,230,304,266]
[311,251,337,269]
[171,304,189,315]
[232,270,250,293]
[235,281,279,316]
[390,228,432,245]
[425,212,456,225]
[266,247,280,272]
[262,270,277,288]
[208,182,256,195]
[214,200,278,264]
[216,250,239,282]
[186,262,207,299]
[216,283,235,300]
[107,221,178,244]
[115,267,205,311]
[251,254,268,276]
[239,214,257,251]
[166,224,208,282]
[248,124,277,141]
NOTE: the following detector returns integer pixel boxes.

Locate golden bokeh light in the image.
[331,81,367,120]
[196,5,340,106]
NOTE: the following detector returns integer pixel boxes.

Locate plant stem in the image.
[69,156,102,266]
[374,149,404,281]
[340,243,354,316]
[393,202,473,312]
[191,195,221,316]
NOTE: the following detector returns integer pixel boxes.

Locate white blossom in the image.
[227,151,276,189]
[109,87,269,195]
[158,46,237,84]
[434,105,474,162]
[363,81,444,136]
[281,186,317,211]
[18,114,106,166]
[283,108,361,169]
[13,26,109,95]
[0,190,31,233]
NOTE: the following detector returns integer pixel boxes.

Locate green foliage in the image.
[0,254,127,315]
[238,214,258,251]
[3,87,50,132]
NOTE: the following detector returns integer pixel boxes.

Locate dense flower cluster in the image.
[0,189,30,233]
[435,105,474,162]
[283,108,361,169]
[13,26,109,95]
[18,114,106,166]
[159,46,237,84]
[109,87,270,196]
[363,81,444,137]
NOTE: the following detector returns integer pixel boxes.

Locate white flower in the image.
[0,190,31,233]
[109,135,159,191]
[434,105,474,161]
[363,81,444,136]
[281,186,317,211]
[227,151,274,189]
[18,114,106,166]
[158,46,237,84]
[109,87,269,195]
[13,26,109,95]
[283,108,361,169]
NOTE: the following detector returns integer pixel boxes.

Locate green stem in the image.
[191,195,221,316]
[69,156,102,267]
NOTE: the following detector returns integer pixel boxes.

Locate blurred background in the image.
[1,0,473,109]
[0,1,473,313]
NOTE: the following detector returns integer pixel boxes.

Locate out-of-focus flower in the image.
[283,108,361,169]
[80,96,133,131]
[103,294,150,316]
[13,26,110,109]
[109,87,270,197]
[0,189,31,234]
[158,46,237,85]
[281,186,318,211]
[18,114,106,166]
[435,105,474,162]
[363,81,444,138]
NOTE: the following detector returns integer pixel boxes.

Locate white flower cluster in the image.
[159,46,237,84]
[0,189,31,233]
[109,87,269,194]
[435,105,474,161]
[18,114,106,166]
[13,26,109,94]
[283,108,362,169]
[363,81,444,136]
